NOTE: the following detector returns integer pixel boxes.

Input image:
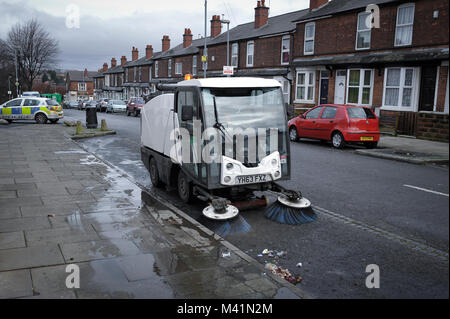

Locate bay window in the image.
[295,70,315,103]
[168,59,172,77]
[155,61,159,78]
[356,12,371,49]
[304,22,315,55]
[395,3,415,46]
[347,69,373,105]
[383,67,417,110]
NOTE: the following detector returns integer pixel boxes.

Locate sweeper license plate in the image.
[235,174,268,185]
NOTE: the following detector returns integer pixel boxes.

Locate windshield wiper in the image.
[212,96,233,145]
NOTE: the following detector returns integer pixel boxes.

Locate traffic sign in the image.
[201,56,208,62]
[223,66,234,75]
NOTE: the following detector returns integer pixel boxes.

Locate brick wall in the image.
[293,0,449,58]
[416,112,449,142]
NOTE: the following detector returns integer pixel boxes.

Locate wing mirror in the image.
[182,105,194,121]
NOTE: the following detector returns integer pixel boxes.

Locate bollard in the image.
[100,119,108,131]
[76,121,84,135]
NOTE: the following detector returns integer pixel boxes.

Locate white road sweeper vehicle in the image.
[140,77,316,225]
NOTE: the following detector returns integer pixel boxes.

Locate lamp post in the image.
[8,75,12,100]
[14,49,19,97]
[203,0,207,78]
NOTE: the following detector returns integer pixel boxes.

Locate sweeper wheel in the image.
[202,204,239,221]
[277,195,311,209]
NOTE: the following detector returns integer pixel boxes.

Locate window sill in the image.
[294,100,315,104]
[380,105,414,112]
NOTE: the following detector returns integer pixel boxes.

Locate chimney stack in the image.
[121,56,127,67]
[132,47,139,61]
[183,28,193,48]
[210,15,222,38]
[84,68,88,78]
[162,35,170,52]
[254,0,269,28]
[102,63,108,72]
[111,58,117,68]
[309,0,328,11]
[145,45,153,59]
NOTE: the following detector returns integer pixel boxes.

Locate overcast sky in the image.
[0,0,309,71]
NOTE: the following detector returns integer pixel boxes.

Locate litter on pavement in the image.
[265,263,302,285]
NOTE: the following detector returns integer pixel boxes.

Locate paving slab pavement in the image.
[355,135,449,164]
[0,123,306,299]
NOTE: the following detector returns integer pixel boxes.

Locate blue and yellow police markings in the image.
[1,106,44,119]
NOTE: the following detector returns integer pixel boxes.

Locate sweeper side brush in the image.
[265,192,317,225]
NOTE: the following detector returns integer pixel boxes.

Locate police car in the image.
[0,97,64,124]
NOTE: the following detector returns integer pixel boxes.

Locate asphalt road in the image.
[63,109,449,298]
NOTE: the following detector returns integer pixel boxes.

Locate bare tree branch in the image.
[4,19,59,91]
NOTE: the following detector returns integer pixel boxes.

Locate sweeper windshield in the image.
[201,87,286,130]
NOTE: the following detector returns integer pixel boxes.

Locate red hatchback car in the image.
[288,104,380,149]
[126,97,145,117]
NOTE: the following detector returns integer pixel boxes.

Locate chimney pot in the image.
[102,62,108,72]
[162,35,170,52]
[145,45,153,59]
[210,14,222,38]
[183,27,193,48]
[309,0,328,11]
[254,0,269,28]
[111,58,117,68]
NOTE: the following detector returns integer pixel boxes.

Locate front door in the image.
[419,66,437,111]
[334,70,346,104]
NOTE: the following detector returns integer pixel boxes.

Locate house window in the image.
[126,69,129,82]
[149,66,152,81]
[231,43,239,68]
[246,41,254,67]
[383,67,417,109]
[295,70,315,103]
[134,67,137,82]
[155,62,159,78]
[192,56,197,75]
[175,62,182,75]
[78,83,86,91]
[281,36,290,65]
[356,12,371,49]
[304,22,315,55]
[168,59,172,77]
[138,67,142,82]
[395,3,415,46]
[347,69,373,105]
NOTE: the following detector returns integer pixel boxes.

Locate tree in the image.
[4,19,59,91]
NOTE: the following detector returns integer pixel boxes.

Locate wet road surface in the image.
[63,109,449,298]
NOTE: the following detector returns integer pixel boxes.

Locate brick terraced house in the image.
[291,0,449,141]
[65,69,99,101]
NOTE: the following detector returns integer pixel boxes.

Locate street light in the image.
[203,0,207,78]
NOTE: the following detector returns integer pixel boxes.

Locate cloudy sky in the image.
[0,0,309,71]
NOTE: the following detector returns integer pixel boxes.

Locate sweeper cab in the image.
[140,77,316,225]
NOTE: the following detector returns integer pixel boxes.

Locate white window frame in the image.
[246,41,254,67]
[155,61,159,78]
[356,12,371,50]
[304,22,315,55]
[231,43,239,68]
[192,56,197,75]
[395,3,415,47]
[175,62,182,75]
[294,69,316,104]
[78,82,86,92]
[149,66,152,81]
[125,69,129,82]
[134,67,137,82]
[168,59,172,77]
[346,69,374,106]
[138,67,142,82]
[281,35,290,65]
[382,67,420,112]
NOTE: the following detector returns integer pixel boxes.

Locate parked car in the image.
[67,100,79,109]
[126,97,145,117]
[86,100,97,108]
[77,99,88,110]
[288,104,380,149]
[22,91,40,98]
[106,100,126,113]
[97,98,109,112]
[0,97,63,124]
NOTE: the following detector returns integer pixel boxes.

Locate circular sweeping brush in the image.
[265,195,317,225]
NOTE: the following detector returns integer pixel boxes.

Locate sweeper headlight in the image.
[274,171,281,178]
[271,159,278,166]
[224,176,232,183]
[226,163,234,170]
